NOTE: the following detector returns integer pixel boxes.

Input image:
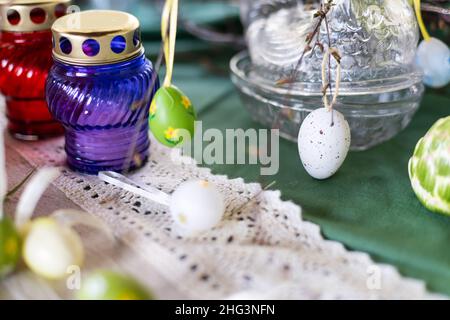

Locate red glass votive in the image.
[0,1,70,140]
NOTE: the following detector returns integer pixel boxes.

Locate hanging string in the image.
[321,48,341,111]
[161,0,179,87]
[414,0,431,42]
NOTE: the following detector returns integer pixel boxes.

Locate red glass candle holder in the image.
[0,30,63,139]
[0,0,70,140]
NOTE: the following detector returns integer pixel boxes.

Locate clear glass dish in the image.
[233,0,425,151]
[230,51,424,150]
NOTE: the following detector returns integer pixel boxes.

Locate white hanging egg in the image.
[298,108,351,180]
[415,38,450,88]
[169,180,225,235]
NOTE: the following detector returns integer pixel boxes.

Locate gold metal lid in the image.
[52,10,144,66]
[0,0,71,32]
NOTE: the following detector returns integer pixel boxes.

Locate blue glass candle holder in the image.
[46,10,158,174]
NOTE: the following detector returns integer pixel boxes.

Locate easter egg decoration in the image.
[413,0,450,88]
[0,218,21,278]
[298,48,351,180]
[298,108,351,180]
[409,116,450,216]
[0,123,114,279]
[99,172,226,235]
[77,270,152,300]
[150,0,196,147]
[150,86,196,147]
[13,168,114,280]
[170,180,225,235]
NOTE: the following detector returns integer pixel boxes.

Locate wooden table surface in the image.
[1,134,183,300]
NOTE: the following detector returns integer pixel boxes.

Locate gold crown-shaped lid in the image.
[52,10,144,66]
[0,0,71,32]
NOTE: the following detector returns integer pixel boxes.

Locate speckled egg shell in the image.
[149,85,196,148]
[298,108,351,180]
[169,180,225,235]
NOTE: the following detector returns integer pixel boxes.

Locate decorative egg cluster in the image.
[0,166,151,300]
[150,85,196,148]
[409,116,450,216]
[0,167,116,280]
[0,210,113,280]
[77,270,153,300]
[298,108,351,180]
[415,38,450,88]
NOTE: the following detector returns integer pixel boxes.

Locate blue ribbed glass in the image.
[46,53,159,174]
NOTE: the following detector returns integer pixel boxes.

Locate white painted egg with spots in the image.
[298,108,351,180]
[170,180,225,235]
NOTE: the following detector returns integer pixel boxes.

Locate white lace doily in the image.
[9,135,443,300]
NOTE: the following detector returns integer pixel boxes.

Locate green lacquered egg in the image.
[77,271,153,300]
[0,218,21,278]
[409,116,450,216]
[149,85,196,147]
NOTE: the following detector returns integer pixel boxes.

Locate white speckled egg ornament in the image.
[298,108,351,180]
[170,180,225,235]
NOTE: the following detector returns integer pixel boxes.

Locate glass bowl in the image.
[234,0,425,151]
[230,51,424,151]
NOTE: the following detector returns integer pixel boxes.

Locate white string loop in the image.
[321,47,341,111]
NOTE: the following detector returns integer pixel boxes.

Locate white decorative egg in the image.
[415,38,450,88]
[298,108,351,180]
[22,218,84,280]
[169,180,225,235]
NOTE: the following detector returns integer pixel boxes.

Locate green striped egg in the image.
[409,116,450,216]
[149,86,196,148]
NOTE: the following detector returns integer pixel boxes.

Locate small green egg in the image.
[0,218,21,278]
[77,270,153,300]
[149,85,196,148]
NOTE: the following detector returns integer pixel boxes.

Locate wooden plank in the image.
[1,137,183,300]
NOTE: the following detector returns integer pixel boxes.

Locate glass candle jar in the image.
[46,10,158,174]
[0,0,70,140]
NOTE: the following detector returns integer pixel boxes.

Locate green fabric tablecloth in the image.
[135,0,450,296]
[164,60,450,296]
